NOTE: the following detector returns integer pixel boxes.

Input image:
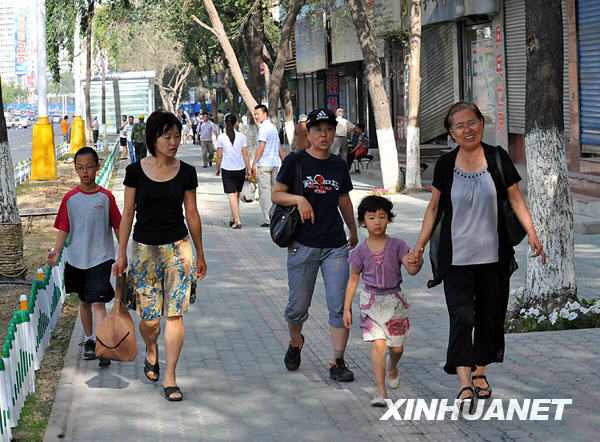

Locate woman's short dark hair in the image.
[145,110,182,156]
[357,195,395,224]
[443,101,485,136]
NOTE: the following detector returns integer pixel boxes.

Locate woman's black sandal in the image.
[456,386,475,413]
[144,358,160,382]
[164,385,183,401]
[472,375,492,399]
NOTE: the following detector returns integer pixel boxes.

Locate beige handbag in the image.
[95,275,138,362]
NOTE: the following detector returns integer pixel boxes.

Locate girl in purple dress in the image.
[343,196,423,406]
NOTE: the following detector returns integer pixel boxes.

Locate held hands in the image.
[528,235,547,264]
[298,197,315,224]
[406,247,425,268]
[343,308,352,329]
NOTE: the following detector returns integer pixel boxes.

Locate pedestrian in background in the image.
[251,104,286,227]
[215,114,251,229]
[132,115,147,161]
[331,108,354,158]
[118,114,128,160]
[61,115,70,144]
[293,114,309,151]
[198,112,218,168]
[115,110,207,402]
[191,112,199,145]
[92,116,99,148]
[125,116,135,163]
[271,108,358,382]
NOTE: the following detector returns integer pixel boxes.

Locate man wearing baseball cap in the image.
[272,108,359,382]
[132,115,147,161]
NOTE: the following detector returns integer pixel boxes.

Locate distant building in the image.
[0,0,38,87]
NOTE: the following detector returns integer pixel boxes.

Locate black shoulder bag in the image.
[494,147,526,246]
[269,155,303,248]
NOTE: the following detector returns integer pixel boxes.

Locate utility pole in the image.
[30,0,57,180]
[70,16,86,153]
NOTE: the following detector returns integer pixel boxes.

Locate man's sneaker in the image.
[98,357,111,367]
[329,358,354,382]
[83,339,97,360]
[284,334,304,371]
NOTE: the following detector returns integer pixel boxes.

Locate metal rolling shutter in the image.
[562,0,570,138]
[419,23,454,143]
[578,0,600,150]
[504,0,526,134]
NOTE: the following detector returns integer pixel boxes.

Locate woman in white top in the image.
[216,114,251,229]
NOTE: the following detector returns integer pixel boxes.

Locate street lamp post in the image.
[30,0,57,180]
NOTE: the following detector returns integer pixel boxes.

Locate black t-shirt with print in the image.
[276,150,353,248]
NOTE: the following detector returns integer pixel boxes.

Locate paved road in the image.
[44,146,600,441]
[7,123,65,164]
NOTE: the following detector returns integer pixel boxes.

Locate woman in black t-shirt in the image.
[272,108,358,382]
[114,110,207,402]
[408,101,545,410]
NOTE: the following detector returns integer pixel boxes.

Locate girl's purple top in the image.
[349,236,410,295]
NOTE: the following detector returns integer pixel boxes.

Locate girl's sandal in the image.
[144,358,159,382]
[472,375,492,399]
[164,385,183,401]
[229,219,235,227]
[232,221,243,230]
[456,386,475,413]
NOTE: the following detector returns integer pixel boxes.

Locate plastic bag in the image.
[240,180,256,203]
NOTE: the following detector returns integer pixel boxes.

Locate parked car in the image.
[51,114,61,123]
[13,116,29,129]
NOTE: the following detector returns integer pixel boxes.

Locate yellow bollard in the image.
[20,294,28,311]
[30,116,57,180]
[36,268,44,280]
[70,115,86,153]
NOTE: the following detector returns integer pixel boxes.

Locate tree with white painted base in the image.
[524,0,576,310]
[405,0,422,192]
[347,0,399,192]
[0,80,26,280]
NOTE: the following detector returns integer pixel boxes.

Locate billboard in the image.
[15,9,27,75]
[294,14,328,74]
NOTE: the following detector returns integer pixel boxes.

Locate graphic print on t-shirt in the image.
[303,174,340,194]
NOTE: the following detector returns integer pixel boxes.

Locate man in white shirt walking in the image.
[251,104,285,227]
[331,108,354,159]
[198,112,218,167]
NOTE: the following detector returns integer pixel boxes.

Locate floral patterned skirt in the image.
[127,236,196,320]
[359,290,410,347]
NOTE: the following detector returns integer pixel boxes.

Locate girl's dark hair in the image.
[74,146,99,165]
[225,114,237,144]
[443,101,485,137]
[145,110,182,156]
[357,195,395,224]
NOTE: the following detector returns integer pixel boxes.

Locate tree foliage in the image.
[1,80,29,105]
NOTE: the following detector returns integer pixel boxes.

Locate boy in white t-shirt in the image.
[48,147,122,366]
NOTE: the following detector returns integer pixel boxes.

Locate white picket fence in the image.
[0,141,120,441]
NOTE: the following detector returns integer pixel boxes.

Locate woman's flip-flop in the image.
[164,385,183,401]
[143,357,159,382]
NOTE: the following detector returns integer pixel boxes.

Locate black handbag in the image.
[269,154,303,248]
[494,147,526,246]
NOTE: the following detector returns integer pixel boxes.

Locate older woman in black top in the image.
[114,110,207,402]
[408,101,546,409]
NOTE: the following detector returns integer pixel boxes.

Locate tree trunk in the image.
[524,0,576,310]
[280,78,295,148]
[0,80,26,280]
[113,78,121,133]
[266,0,305,116]
[84,0,95,145]
[101,46,107,150]
[405,0,422,192]
[222,65,239,117]
[197,71,208,109]
[347,0,399,192]
[245,4,265,103]
[194,2,259,119]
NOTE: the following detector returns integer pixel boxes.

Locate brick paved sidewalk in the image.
[44,146,600,441]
